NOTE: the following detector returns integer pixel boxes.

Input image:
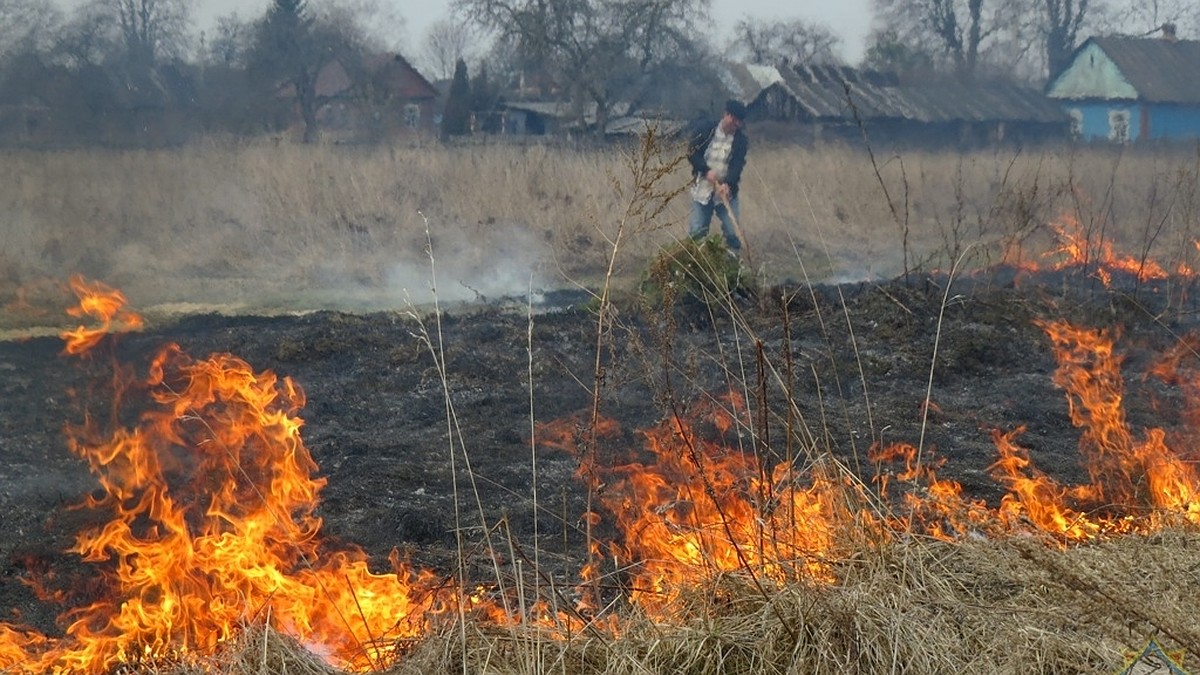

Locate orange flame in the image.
[540,393,883,616]
[1,280,463,673]
[987,321,1200,539]
[59,275,144,355]
[1003,212,1193,286]
[869,442,993,540]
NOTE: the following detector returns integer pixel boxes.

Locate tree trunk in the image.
[297,79,320,143]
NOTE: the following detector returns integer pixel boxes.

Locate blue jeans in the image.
[689,195,741,252]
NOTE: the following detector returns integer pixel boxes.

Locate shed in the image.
[723,62,1068,147]
[1046,26,1200,142]
[498,100,631,135]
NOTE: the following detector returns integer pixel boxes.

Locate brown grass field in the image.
[2,135,1198,324]
[3,135,1200,675]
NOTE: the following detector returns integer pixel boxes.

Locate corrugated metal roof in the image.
[502,101,630,125]
[1087,36,1200,103]
[749,64,1066,124]
[604,116,687,136]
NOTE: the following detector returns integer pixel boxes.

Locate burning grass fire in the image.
[1002,211,1198,286]
[3,277,455,672]
[1,273,1199,673]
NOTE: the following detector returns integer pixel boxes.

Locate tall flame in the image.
[2,279,458,673]
[988,321,1200,538]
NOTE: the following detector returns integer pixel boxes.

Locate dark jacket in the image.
[687,119,749,198]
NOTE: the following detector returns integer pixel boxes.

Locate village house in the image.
[1046,24,1200,142]
[286,53,439,141]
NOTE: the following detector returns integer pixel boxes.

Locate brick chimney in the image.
[1162,22,1178,42]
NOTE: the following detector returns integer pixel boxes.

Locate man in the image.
[687,99,750,255]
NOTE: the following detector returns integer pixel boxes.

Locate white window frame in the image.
[1068,109,1083,138]
[1108,109,1130,143]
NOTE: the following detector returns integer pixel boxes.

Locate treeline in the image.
[0,0,1196,148]
[0,0,389,147]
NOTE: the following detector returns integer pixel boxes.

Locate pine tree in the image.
[252,0,324,141]
[469,62,501,133]
[441,58,472,137]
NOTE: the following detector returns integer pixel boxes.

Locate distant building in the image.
[281,53,438,140]
[1046,25,1200,142]
[723,62,1068,148]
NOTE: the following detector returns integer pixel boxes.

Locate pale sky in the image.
[60,0,874,64]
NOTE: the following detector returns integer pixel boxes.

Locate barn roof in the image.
[739,63,1066,124]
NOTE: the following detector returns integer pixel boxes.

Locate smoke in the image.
[4,207,562,326]
[383,219,553,309]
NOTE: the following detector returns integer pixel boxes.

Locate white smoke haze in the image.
[384,219,553,308]
[117,216,560,319]
[2,205,562,335]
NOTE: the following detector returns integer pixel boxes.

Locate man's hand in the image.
[716,183,731,202]
[705,169,719,184]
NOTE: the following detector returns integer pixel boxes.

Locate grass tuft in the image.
[639,235,754,309]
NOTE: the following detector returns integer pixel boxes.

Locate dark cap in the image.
[724,99,747,122]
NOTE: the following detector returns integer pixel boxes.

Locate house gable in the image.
[1048,36,1200,104]
[364,53,438,101]
[1047,34,1200,141]
[1046,41,1138,101]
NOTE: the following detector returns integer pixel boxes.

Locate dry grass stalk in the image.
[141,533,1200,675]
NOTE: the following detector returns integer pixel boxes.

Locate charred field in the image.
[3,264,1200,673]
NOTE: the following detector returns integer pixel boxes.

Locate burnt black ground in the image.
[2,269,1199,636]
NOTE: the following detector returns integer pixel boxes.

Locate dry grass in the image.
[2,138,1199,328]
[154,532,1200,675]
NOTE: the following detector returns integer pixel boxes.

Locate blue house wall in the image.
[1060,101,1200,141]
[1063,102,1139,141]
[1145,104,1200,139]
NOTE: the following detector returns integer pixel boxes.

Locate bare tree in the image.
[457,0,710,133]
[316,0,402,52]
[863,28,936,77]
[53,1,119,68]
[873,0,1007,77]
[1097,0,1193,35]
[0,0,62,60]
[109,0,191,67]
[1044,0,1087,77]
[727,16,842,66]
[874,0,1074,80]
[248,0,369,142]
[422,17,474,80]
[203,13,254,67]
